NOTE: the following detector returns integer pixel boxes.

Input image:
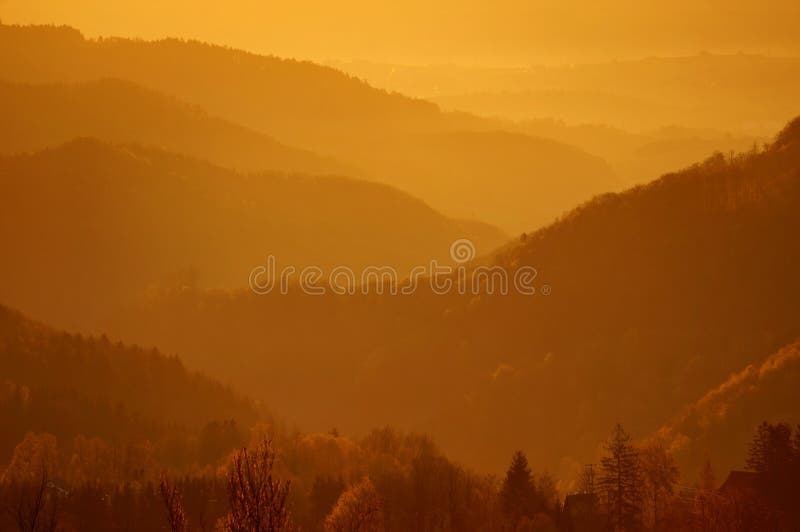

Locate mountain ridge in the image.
[0,77,353,176]
[0,137,506,331]
[0,22,621,233]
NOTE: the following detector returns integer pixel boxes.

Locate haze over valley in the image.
[0,3,799,530]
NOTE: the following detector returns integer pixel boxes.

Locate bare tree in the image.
[159,473,188,532]
[221,439,292,532]
[13,469,58,532]
[639,442,678,531]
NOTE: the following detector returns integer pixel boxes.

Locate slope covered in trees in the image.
[98,115,800,475]
[0,305,522,531]
[0,22,619,232]
[655,339,800,480]
[0,304,258,470]
[0,23,450,146]
[0,78,350,175]
[454,114,800,469]
[0,139,504,331]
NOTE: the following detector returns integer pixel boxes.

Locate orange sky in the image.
[2,0,800,65]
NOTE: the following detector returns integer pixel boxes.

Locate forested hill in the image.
[0,138,504,332]
[0,304,259,465]
[0,23,443,144]
[0,78,350,176]
[655,339,800,478]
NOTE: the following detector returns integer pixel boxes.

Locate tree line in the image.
[3,420,799,530]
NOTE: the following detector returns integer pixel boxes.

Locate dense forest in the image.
[0,305,258,463]
[0,8,798,531]
[2,306,798,530]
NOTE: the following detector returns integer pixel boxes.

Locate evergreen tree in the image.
[794,425,800,476]
[746,421,795,474]
[500,451,539,524]
[599,424,642,532]
[745,422,799,524]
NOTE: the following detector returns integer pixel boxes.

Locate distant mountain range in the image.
[0,139,505,332]
[0,22,621,232]
[0,78,351,175]
[331,54,800,135]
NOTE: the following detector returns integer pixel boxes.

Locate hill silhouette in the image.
[354,129,618,230]
[96,115,800,474]
[0,303,505,531]
[0,139,505,331]
[0,22,619,232]
[511,119,762,187]
[0,303,258,465]
[0,78,350,175]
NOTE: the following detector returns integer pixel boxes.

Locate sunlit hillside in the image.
[657,339,800,480]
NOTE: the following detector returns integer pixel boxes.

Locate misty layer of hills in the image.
[1,19,799,494]
[0,23,620,232]
[329,57,784,187]
[0,78,350,175]
[98,119,800,479]
[331,55,800,135]
[0,138,504,332]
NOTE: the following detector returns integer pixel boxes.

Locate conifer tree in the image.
[746,421,794,474]
[599,424,642,531]
[500,451,539,524]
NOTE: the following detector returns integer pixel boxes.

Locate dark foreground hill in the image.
[0,303,258,466]
[0,303,514,532]
[0,139,504,331]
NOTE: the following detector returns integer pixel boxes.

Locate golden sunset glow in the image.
[0,1,799,531]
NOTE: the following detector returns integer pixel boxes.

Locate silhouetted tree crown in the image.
[500,450,540,524]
